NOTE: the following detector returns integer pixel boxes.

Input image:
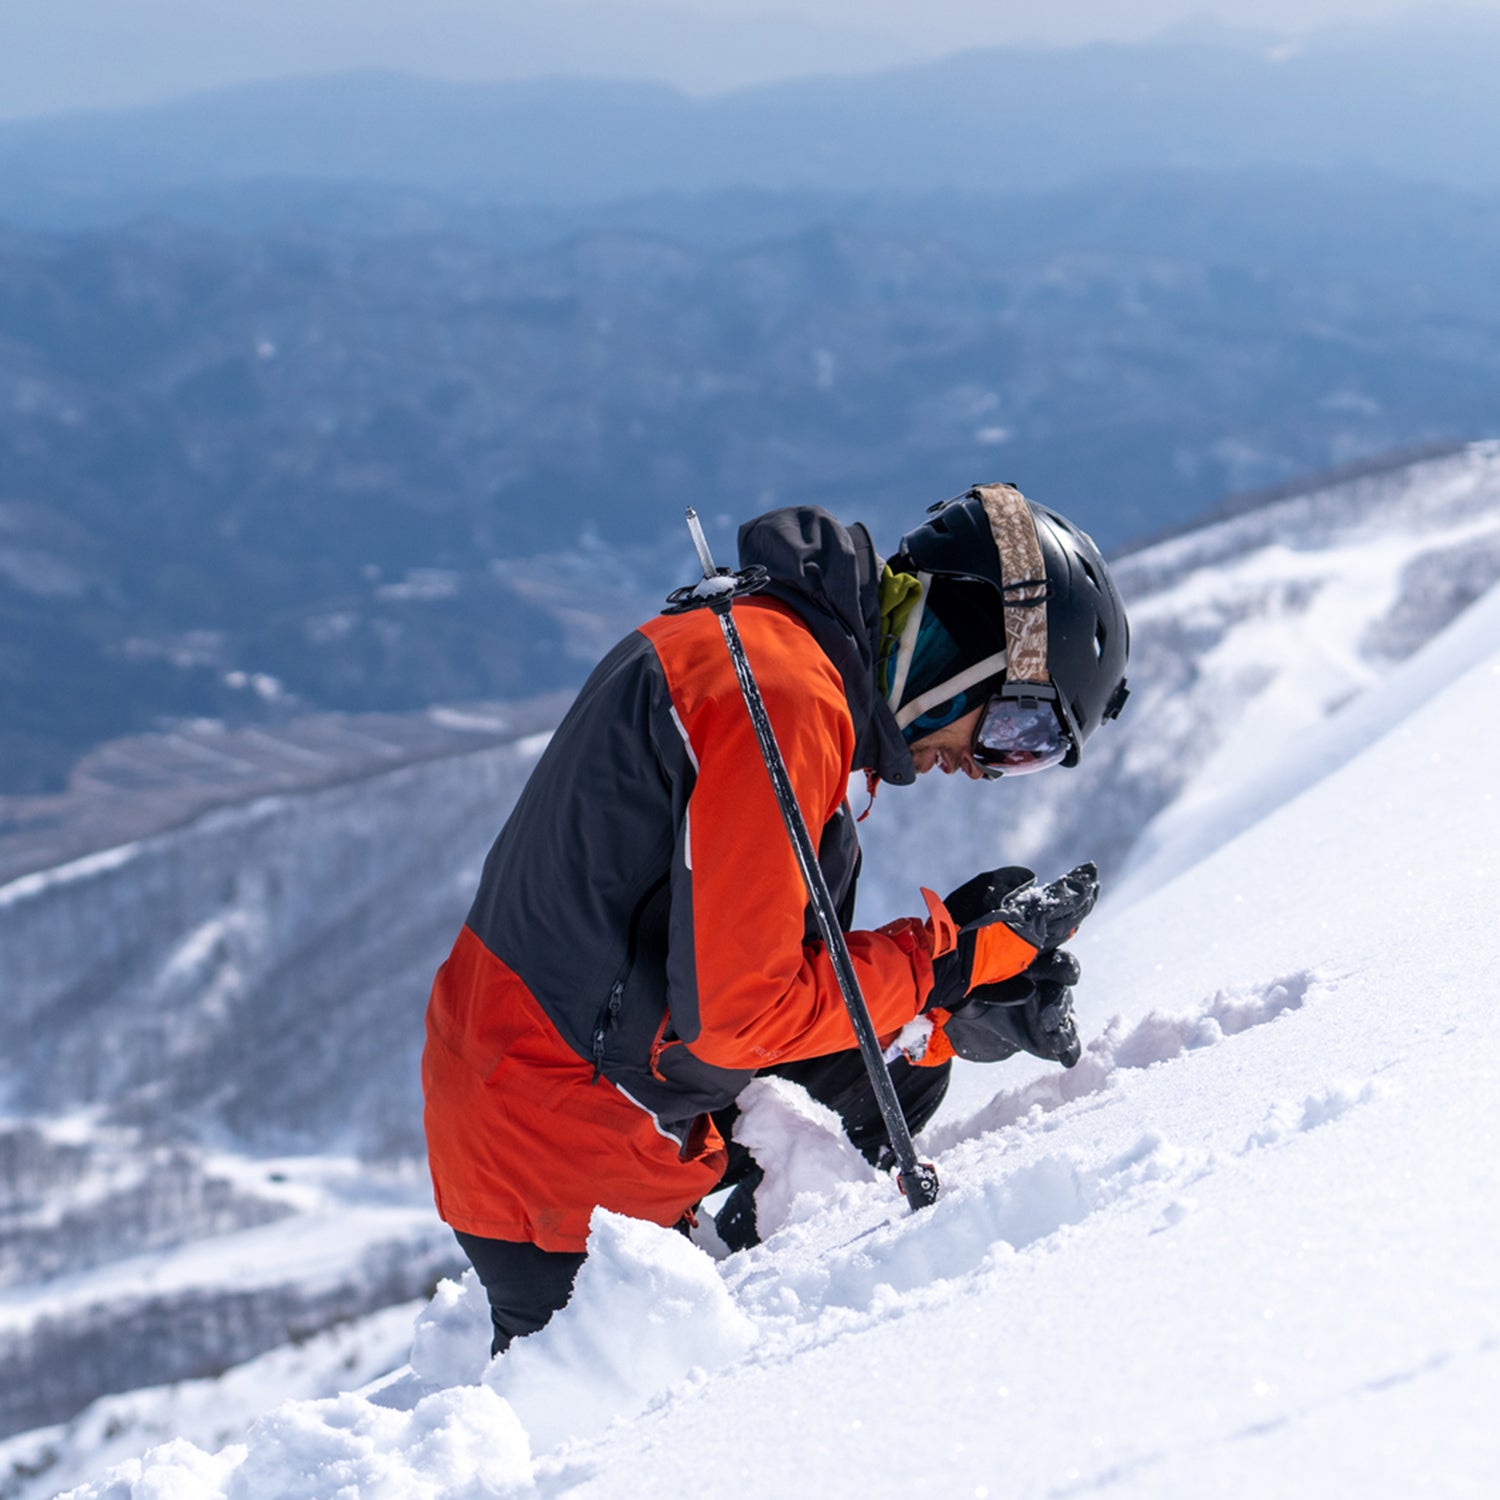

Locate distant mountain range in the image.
[3,168,1498,793]
[0,0,915,118]
[6,19,1500,212]
[5,24,1500,794]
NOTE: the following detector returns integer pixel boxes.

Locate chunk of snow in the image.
[689,573,737,600]
[63,1388,530,1500]
[409,1270,493,1390]
[485,1208,755,1453]
[732,1076,875,1239]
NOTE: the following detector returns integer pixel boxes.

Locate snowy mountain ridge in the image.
[854,439,1500,919]
[4,443,1500,1497]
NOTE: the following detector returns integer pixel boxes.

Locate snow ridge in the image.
[926,969,1324,1153]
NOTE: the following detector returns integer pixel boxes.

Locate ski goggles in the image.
[971,692,1072,779]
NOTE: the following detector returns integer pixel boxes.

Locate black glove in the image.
[927,863,1100,1015]
[943,948,1083,1067]
[986,862,1099,951]
[942,865,1036,928]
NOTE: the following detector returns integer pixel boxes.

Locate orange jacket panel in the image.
[424,925,728,1251]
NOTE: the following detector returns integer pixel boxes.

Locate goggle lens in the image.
[972,696,1071,778]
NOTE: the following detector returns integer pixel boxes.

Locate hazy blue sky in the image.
[654,0,1493,46]
[3,1,1499,117]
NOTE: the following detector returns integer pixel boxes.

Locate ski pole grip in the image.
[685,507,719,579]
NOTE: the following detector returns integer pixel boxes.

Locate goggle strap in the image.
[893,648,1010,731]
[884,570,933,714]
[975,483,1049,683]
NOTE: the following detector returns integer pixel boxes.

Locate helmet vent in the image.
[1080,554,1100,590]
[1093,620,1106,660]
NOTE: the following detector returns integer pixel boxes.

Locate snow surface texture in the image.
[40,452,1500,1497]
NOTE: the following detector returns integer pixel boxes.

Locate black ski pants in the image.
[453,1230,588,1357]
[453,1050,951,1354]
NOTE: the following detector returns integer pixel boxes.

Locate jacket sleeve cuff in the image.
[875,913,938,1008]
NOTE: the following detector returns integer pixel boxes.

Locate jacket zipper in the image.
[591,873,669,1082]
[592,977,625,1082]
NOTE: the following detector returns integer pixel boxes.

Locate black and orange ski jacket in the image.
[422,508,939,1251]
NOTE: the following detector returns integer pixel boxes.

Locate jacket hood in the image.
[738,506,916,787]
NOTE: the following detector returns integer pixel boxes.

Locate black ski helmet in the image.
[890,483,1130,767]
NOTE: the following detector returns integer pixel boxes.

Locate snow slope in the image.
[46,562,1500,1489]
[856,439,1500,922]
[0,735,554,1440]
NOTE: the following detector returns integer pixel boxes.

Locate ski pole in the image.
[673,509,940,1211]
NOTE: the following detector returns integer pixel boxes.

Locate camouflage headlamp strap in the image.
[975,482,1049,686]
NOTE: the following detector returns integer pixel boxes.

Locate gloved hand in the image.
[941,865,1037,928]
[926,862,1100,1014]
[942,948,1084,1067]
